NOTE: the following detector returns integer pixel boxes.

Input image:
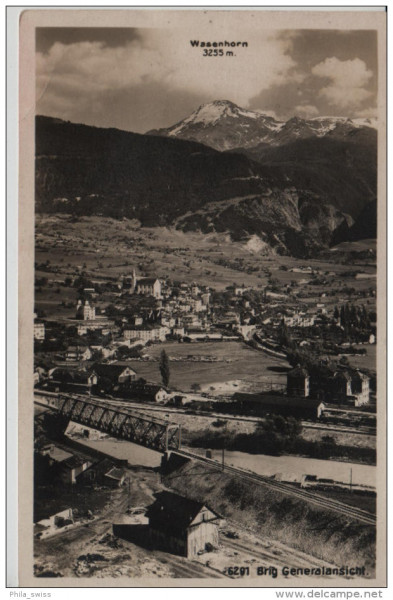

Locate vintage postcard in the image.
[17,7,386,588]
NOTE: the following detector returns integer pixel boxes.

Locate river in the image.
[195,448,376,487]
[77,437,163,468]
[67,422,376,488]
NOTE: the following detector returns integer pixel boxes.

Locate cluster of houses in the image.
[35,266,376,349]
[35,445,223,558]
[34,267,374,417]
[286,365,370,407]
[34,272,260,383]
[34,253,377,559]
[37,442,127,488]
[221,363,370,420]
[42,362,171,403]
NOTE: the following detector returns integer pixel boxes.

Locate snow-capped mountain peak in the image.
[147,100,376,151]
[171,100,266,133]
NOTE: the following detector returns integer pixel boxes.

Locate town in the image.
[24,12,386,585]
[34,238,376,411]
[33,217,377,579]
[34,261,376,411]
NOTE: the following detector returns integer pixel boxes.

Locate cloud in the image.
[311,57,373,109]
[254,108,280,120]
[36,30,378,129]
[294,104,319,118]
[354,106,378,119]
[36,29,303,128]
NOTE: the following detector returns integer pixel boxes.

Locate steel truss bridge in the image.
[34,392,181,452]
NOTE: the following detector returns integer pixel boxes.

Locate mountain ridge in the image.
[35,115,377,258]
[147,99,377,152]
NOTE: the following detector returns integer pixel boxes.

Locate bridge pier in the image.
[160,450,190,476]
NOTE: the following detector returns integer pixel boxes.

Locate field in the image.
[342,345,376,372]
[34,214,377,382]
[129,341,290,393]
[35,215,376,295]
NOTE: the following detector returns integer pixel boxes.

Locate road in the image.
[34,468,227,579]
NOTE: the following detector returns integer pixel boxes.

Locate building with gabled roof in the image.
[120,380,169,403]
[348,370,370,406]
[76,457,127,487]
[65,345,92,362]
[76,299,96,321]
[146,491,221,557]
[93,363,137,384]
[333,371,352,397]
[135,278,162,299]
[287,366,310,397]
[59,455,92,485]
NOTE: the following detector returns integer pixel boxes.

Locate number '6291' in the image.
[225,566,250,576]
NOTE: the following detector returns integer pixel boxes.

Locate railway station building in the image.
[146,491,221,558]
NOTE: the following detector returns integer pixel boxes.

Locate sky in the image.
[36,27,378,133]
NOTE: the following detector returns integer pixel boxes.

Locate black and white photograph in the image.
[16,7,386,587]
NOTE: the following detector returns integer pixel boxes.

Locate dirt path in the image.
[35,463,369,582]
[34,469,228,580]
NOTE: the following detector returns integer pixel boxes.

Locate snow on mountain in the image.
[351,117,377,129]
[147,100,377,151]
[168,100,273,135]
[309,116,377,134]
[172,101,238,130]
[308,116,348,135]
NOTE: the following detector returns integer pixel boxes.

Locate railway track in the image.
[222,537,291,569]
[34,392,376,526]
[97,398,376,436]
[156,553,228,579]
[177,449,376,526]
[35,391,376,436]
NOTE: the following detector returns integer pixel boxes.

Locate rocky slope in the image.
[239,134,377,219]
[330,200,377,247]
[147,99,377,236]
[35,116,374,258]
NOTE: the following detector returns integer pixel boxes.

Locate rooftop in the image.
[93,363,136,378]
[137,278,160,285]
[146,491,219,532]
[233,393,324,409]
[43,446,73,463]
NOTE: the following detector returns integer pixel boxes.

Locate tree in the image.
[159,350,170,388]
[321,435,336,446]
[260,415,303,439]
[278,320,293,349]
